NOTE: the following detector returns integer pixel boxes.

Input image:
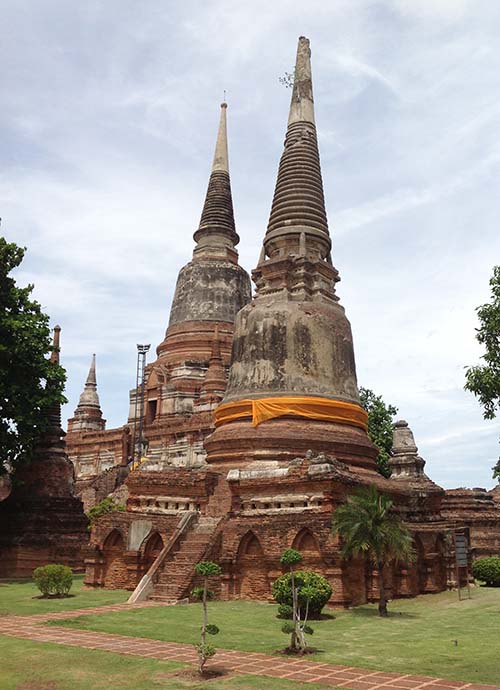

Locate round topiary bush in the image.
[272,571,333,618]
[33,564,73,597]
[472,557,500,586]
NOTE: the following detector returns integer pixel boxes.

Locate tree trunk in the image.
[377,561,388,617]
[202,576,208,643]
[199,576,208,673]
[291,569,298,651]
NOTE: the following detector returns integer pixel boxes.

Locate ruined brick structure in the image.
[65,354,132,511]
[0,327,88,577]
[442,487,500,558]
[80,38,481,606]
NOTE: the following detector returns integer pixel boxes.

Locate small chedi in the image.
[76,37,500,606]
[0,327,88,577]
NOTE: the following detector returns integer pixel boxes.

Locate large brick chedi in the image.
[0,327,88,576]
[206,37,376,471]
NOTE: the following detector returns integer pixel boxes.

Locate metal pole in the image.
[130,350,141,465]
[135,344,150,466]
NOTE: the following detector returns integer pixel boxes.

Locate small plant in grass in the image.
[472,557,500,586]
[193,560,222,674]
[278,549,315,653]
[33,564,73,597]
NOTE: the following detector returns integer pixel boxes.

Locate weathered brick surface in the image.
[442,488,500,558]
[85,458,453,605]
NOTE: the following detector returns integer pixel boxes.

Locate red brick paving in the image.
[0,603,498,690]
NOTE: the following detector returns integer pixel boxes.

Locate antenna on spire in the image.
[223,89,227,103]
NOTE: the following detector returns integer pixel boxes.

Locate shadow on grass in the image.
[275,646,323,656]
[348,608,418,619]
[276,612,336,621]
[32,594,76,600]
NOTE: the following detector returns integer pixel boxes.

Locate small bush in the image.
[472,557,500,586]
[277,603,293,619]
[194,561,222,577]
[33,564,73,597]
[191,586,214,601]
[272,571,332,617]
[87,497,125,528]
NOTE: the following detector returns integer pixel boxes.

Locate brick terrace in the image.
[1,603,498,690]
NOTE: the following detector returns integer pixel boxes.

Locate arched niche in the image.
[143,531,164,572]
[102,529,128,589]
[237,531,264,557]
[103,528,124,551]
[235,531,268,600]
[292,528,320,554]
[291,528,323,570]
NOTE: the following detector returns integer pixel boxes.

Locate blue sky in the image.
[2,0,500,488]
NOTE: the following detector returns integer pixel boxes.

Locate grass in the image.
[0,575,129,615]
[49,587,500,685]
[0,637,334,690]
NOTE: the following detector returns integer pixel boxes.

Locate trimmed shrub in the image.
[472,557,500,586]
[277,603,294,619]
[33,564,73,597]
[272,571,332,618]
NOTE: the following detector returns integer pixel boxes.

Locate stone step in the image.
[154,583,187,592]
[172,554,205,563]
[148,595,176,603]
[149,517,222,602]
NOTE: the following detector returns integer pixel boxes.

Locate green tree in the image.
[359,387,398,478]
[0,238,66,475]
[332,486,415,617]
[464,266,500,480]
[193,561,222,675]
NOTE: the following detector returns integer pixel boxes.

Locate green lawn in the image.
[0,637,333,690]
[50,587,500,685]
[0,575,129,615]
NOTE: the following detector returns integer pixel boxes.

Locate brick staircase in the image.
[148,515,220,603]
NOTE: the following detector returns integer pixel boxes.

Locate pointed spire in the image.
[211,102,229,173]
[199,326,227,402]
[193,103,239,254]
[77,354,100,410]
[264,36,330,262]
[288,36,315,126]
[67,354,105,432]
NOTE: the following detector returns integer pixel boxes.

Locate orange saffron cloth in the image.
[214,396,368,431]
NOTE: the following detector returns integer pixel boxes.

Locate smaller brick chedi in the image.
[68,354,105,433]
[0,327,88,577]
[85,37,459,605]
[66,102,251,508]
[127,99,251,470]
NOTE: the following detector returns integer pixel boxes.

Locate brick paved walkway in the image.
[1,604,498,690]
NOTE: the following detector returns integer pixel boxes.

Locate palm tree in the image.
[332,485,415,617]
